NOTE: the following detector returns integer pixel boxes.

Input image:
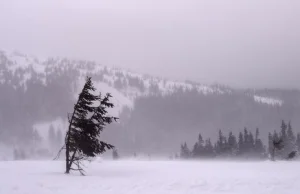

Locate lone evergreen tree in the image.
[204,138,214,157]
[238,132,244,155]
[56,77,118,175]
[278,120,288,158]
[248,132,255,153]
[192,133,204,157]
[216,129,225,155]
[268,132,273,159]
[243,128,249,153]
[228,131,238,156]
[287,121,295,142]
[281,120,287,140]
[180,142,190,159]
[270,130,284,161]
[285,121,297,157]
[254,128,265,158]
[192,142,199,157]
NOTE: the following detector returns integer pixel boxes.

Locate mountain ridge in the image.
[1,49,300,154]
[0,49,287,107]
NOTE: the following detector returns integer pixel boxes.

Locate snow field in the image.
[0,160,299,194]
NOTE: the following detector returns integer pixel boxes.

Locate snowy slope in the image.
[254,95,283,106]
[0,160,299,194]
[0,49,284,107]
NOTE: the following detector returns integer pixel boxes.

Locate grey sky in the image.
[1,0,300,89]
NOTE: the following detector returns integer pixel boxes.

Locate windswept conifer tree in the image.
[56,77,118,175]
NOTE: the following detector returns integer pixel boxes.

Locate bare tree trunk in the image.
[66,148,77,174]
[65,106,77,174]
[59,83,86,174]
[65,141,70,174]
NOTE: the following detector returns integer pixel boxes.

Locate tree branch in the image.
[54,145,65,160]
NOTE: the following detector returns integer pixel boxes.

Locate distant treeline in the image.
[113,88,300,154]
[179,120,300,160]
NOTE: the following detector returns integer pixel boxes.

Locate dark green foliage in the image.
[58,76,118,175]
[273,139,284,150]
[271,121,298,160]
[192,135,215,158]
[188,120,297,161]
[183,125,299,160]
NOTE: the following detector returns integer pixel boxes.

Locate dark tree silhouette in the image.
[228,131,238,156]
[273,139,284,150]
[254,128,264,158]
[287,151,297,160]
[284,121,297,159]
[216,129,225,155]
[243,128,249,153]
[204,138,214,157]
[270,137,284,161]
[296,133,300,152]
[178,122,299,161]
[281,120,287,140]
[192,133,204,157]
[180,142,190,159]
[287,121,295,142]
[238,132,244,155]
[56,77,118,175]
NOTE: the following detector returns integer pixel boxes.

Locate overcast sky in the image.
[1,0,300,89]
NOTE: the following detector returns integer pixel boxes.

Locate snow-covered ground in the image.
[0,160,299,194]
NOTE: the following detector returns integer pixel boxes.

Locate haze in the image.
[1,0,299,89]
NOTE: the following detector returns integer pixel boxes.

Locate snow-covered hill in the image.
[2,49,300,154]
[0,49,284,109]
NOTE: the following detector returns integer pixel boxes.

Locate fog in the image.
[2,2,300,192]
[1,0,300,89]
